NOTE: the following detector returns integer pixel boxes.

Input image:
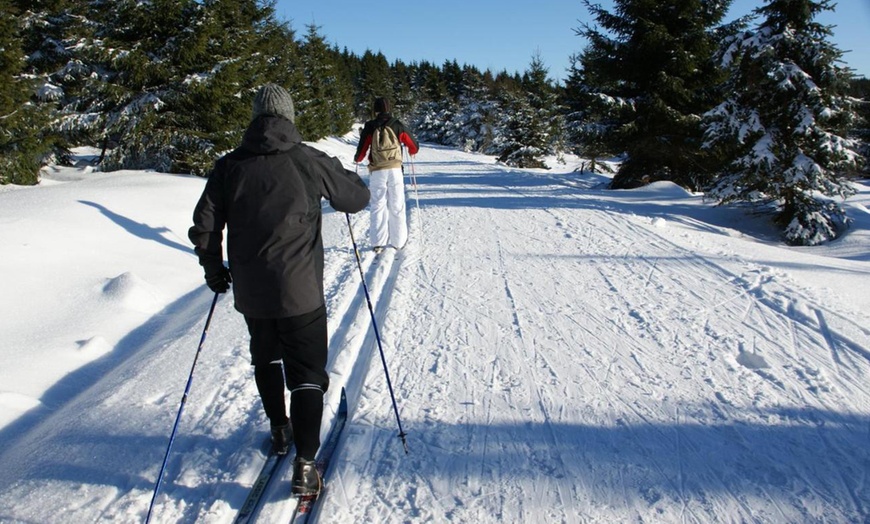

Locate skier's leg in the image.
[385,167,408,248]
[253,362,289,426]
[246,317,291,453]
[277,306,329,461]
[245,317,289,426]
[369,169,389,248]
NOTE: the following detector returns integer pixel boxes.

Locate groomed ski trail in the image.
[0,139,867,523]
[321,146,870,523]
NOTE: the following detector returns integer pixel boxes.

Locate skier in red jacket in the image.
[354,97,419,252]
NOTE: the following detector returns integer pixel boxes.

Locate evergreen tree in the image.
[98,0,300,174]
[391,59,414,117]
[524,53,564,155]
[357,50,393,119]
[577,0,731,189]
[419,62,448,103]
[497,54,558,169]
[441,59,465,102]
[455,66,501,153]
[410,62,503,154]
[561,52,616,173]
[848,77,870,174]
[703,0,860,245]
[18,0,114,151]
[95,0,200,171]
[0,0,53,184]
[296,24,354,140]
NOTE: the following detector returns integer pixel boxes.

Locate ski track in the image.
[323,151,870,523]
[1,144,868,523]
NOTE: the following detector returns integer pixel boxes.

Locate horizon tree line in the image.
[0,0,866,245]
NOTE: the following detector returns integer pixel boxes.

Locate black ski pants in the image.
[245,305,329,460]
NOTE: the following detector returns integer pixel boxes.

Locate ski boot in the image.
[270,423,292,455]
[291,457,322,496]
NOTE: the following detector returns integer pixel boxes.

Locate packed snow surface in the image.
[1,134,869,523]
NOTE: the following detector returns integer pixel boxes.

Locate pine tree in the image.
[454,66,501,153]
[97,0,300,174]
[0,0,53,185]
[524,53,563,155]
[562,52,616,173]
[703,0,860,245]
[18,0,113,151]
[357,51,393,119]
[95,0,200,171]
[847,77,869,174]
[497,54,558,169]
[296,24,354,140]
[391,60,414,117]
[577,0,731,189]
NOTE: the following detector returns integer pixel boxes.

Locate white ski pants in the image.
[368,167,407,249]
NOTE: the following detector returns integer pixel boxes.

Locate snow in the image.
[1,135,869,523]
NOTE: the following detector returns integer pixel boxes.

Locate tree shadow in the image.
[79,200,192,255]
[341,407,870,521]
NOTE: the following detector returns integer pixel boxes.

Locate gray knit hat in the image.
[252,84,295,123]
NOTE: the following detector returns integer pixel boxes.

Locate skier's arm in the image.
[397,122,419,155]
[188,166,228,276]
[354,123,373,163]
[311,149,371,214]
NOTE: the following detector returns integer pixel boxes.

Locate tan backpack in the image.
[370,124,402,170]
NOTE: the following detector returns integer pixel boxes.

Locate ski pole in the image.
[146,292,220,523]
[344,213,409,454]
[406,151,423,239]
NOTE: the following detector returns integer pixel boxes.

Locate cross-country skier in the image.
[189,84,370,496]
[354,97,419,252]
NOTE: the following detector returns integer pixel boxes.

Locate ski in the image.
[289,387,349,523]
[234,445,292,524]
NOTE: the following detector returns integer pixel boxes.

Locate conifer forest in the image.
[2,0,868,245]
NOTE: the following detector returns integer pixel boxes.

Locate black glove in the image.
[204,265,232,294]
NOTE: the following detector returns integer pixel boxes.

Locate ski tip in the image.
[339,387,347,413]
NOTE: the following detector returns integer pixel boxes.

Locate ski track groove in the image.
[491,209,571,517]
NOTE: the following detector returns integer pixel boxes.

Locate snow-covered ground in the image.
[1,133,868,523]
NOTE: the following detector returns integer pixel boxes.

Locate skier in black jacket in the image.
[189,84,370,496]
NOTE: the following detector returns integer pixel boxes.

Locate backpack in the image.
[370,124,402,169]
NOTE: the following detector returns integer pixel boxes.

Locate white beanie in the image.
[252,84,295,123]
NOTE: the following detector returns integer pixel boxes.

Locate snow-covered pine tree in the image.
[703,0,860,246]
[410,64,500,153]
[18,0,114,153]
[94,0,203,172]
[577,0,731,189]
[92,0,301,174]
[410,61,453,145]
[496,54,559,169]
[0,0,53,184]
[561,52,617,173]
[295,24,354,140]
[524,53,564,157]
[453,66,501,153]
[847,77,869,174]
[496,93,547,168]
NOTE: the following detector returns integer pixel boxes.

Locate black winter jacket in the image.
[189,115,370,318]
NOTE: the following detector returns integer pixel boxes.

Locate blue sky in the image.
[273,0,869,82]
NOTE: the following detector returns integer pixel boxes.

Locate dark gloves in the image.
[204,264,232,294]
